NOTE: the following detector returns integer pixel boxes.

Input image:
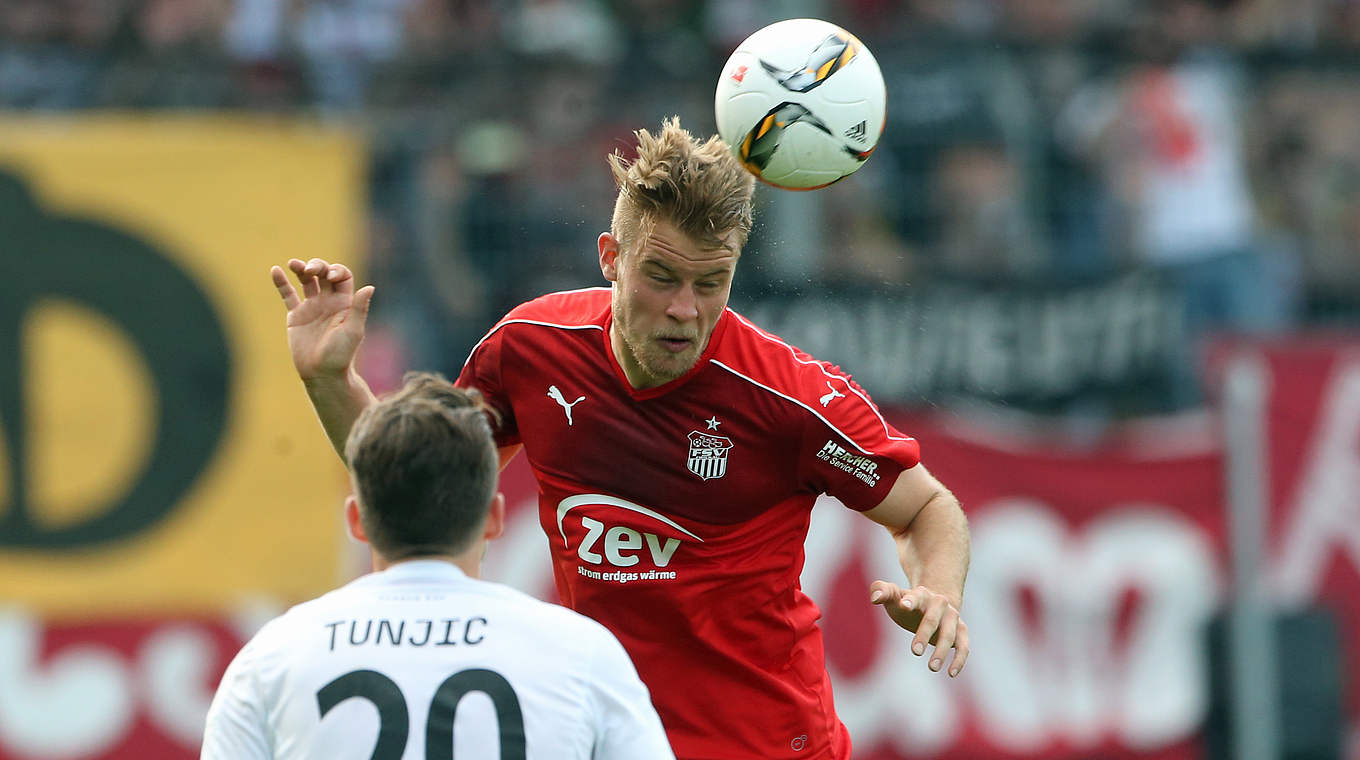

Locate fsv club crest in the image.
[687,430,733,481]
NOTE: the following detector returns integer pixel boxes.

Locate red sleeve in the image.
[796,370,920,511]
[456,328,521,448]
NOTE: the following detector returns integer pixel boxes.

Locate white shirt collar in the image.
[353,559,471,587]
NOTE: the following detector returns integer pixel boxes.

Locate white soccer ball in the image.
[714,18,886,190]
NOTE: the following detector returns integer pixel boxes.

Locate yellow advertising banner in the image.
[0,116,362,617]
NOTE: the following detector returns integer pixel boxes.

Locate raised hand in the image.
[271,258,375,382]
[869,580,970,678]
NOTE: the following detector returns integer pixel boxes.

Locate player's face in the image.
[600,220,738,389]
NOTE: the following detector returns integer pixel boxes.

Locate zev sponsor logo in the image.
[556,494,703,584]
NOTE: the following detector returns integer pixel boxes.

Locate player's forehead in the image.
[633,220,739,275]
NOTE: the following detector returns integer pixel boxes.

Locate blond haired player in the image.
[202,373,673,759]
[272,118,970,760]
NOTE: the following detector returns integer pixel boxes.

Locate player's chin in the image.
[642,351,697,383]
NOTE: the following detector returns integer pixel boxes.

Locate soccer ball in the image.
[714,18,886,190]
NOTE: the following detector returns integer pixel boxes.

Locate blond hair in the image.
[607,117,755,256]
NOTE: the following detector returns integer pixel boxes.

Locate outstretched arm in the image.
[271,258,378,460]
[861,464,971,677]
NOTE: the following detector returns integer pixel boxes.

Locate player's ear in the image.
[345,496,369,544]
[598,232,621,282]
[483,493,506,542]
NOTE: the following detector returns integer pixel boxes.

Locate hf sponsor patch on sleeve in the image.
[816,439,881,487]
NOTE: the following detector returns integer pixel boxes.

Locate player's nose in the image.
[665,285,700,322]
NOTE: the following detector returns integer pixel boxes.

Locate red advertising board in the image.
[817,416,1223,760]
[1,339,1355,759]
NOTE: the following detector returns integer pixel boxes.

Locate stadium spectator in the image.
[869,5,1037,274]
[290,0,414,111]
[1251,70,1360,325]
[0,0,120,109]
[814,164,923,295]
[271,118,971,760]
[221,0,307,108]
[930,137,1046,282]
[201,372,674,759]
[97,0,236,108]
[1058,0,1296,407]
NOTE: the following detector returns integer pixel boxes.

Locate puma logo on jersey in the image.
[819,382,846,407]
[547,385,585,425]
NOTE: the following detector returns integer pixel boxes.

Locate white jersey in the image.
[202,560,674,760]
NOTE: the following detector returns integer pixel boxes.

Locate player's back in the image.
[202,560,673,760]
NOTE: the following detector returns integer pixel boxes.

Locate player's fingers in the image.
[948,621,970,677]
[300,270,321,299]
[911,595,946,657]
[897,585,924,612]
[352,285,375,322]
[304,258,332,295]
[327,262,353,284]
[290,258,323,299]
[928,611,959,673]
[271,266,301,311]
[326,263,355,297]
[303,258,330,292]
[868,580,904,605]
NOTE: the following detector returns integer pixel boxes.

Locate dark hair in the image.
[344,372,498,561]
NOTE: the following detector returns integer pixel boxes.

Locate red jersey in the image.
[457,288,920,760]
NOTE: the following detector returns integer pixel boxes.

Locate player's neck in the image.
[371,551,482,579]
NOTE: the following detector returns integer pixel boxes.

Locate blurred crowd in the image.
[3,0,1358,411]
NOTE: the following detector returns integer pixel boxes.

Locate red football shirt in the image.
[458,288,921,760]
